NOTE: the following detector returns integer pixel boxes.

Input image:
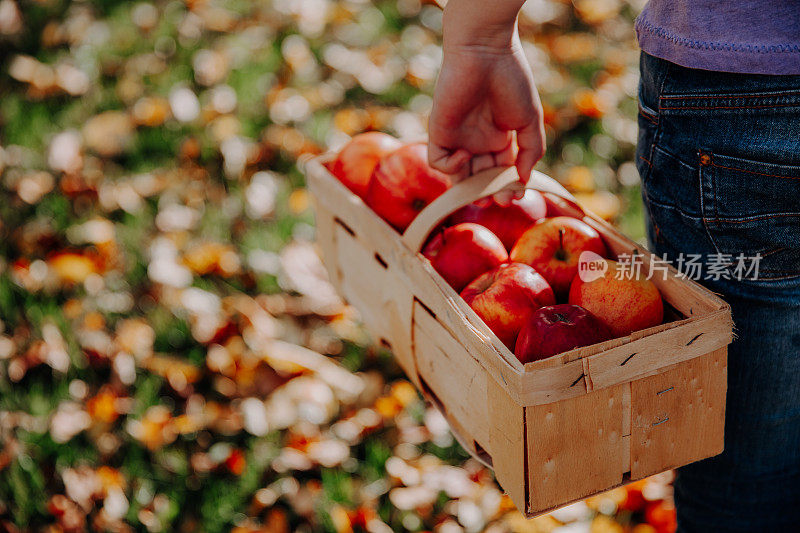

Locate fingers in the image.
[515,120,546,184]
[429,129,535,182]
[428,143,471,175]
[469,136,515,174]
[470,153,495,174]
[429,142,518,182]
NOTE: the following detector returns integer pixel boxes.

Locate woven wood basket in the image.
[305,153,733,517]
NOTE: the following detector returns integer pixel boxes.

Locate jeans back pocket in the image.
[700,151,800,280]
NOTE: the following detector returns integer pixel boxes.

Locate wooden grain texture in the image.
[526,385,625,512]
[313,202,341,292]
[413,300,491,448]
[530,317,692,367]
[630,347,727,479]
[486,375,528,514]
[394,249,530,394]
[333,225,418,380]
[384,293,418,387]
[584,309,733,391]
[515,358,588,406]
[622,383,632,473]
[513,309,731,406]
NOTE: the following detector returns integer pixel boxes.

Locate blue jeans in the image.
[637,52,800,533]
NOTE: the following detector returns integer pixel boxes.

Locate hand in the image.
[428,26,546,183]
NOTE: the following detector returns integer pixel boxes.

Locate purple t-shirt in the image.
[635,2,800,75]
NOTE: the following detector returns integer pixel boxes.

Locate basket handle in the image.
[401,166,580,253]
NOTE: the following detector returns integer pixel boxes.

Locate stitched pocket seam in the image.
[710,161,800,181]
[640,61,672,210]
[662,90,800,100]
[645,195,704,221]
[700,153,800,278]
[661,102,800,111]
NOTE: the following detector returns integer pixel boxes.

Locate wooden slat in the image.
[384,294,418,387]
[621,435,631,474]
[629,347,727,479]
[514,358,588,405]
[394,248,528,382]
[413,301,491,448]
[512,310,731,406]
[584,310,732,391]
[334,225,418,379]
[622,382,632,473]
[528,317,692,368]
[334,224,389,338]
[526,385,625,513]
[313,202,342,292]
[487,375,528,513]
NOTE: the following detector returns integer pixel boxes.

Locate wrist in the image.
[442,0,524,50]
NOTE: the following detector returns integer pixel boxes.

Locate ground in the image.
[0,0,676,531]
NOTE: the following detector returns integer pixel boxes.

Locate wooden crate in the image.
[305,154,733,517]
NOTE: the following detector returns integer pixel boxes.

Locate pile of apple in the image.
[330,133,664,363]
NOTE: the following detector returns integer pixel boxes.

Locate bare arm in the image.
[429,0,545,183]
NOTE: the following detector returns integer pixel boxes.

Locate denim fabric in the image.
[637,52,800,532]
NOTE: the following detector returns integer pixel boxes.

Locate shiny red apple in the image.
[331,132,401,199]
[568,259,664,337]
[460,263,555,349]
[448,189,547,251]
[510,216,607,296]
[514,304,612,363]
[365,143,452,232]
[423,223,508,292]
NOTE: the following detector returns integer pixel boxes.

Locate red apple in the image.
[331,132,401,199]
[509,216,607,296]
[365,143,452,231]
[449,189,547,250]
[568,259,664,337]
[514,304,612,363]
[460,263,555,349]
[423,223,507,292]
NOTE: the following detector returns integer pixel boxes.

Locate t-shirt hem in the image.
[635,18,800,75]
